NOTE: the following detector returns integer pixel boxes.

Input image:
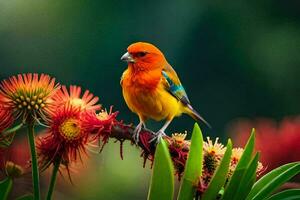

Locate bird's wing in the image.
[162,63,190,105]
[163,64,211,128]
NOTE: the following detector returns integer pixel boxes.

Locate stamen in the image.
[59,118,81,141]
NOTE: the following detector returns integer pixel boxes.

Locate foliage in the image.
[201,139,232,200]
[147,125,300,200]
[177,123,203,200]
[147,139,174,200]
[0,178,12,200]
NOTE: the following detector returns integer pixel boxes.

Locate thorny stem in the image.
[106,123,192,179]
[109,124,182,158]
[46,158,61,200]
[27,122,40,200]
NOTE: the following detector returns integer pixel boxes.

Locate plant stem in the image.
[46,158,61,200]
[27,122,40,200]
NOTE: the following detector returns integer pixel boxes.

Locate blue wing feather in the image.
[162,70,190,105]
[162,66,211,128]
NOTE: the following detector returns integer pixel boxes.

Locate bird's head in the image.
[121,42,166,70]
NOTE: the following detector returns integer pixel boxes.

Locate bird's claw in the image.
[149,130,166,144]
[133,123,143,144]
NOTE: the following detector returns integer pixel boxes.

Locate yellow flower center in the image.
[70,98,85,109]
[231,148,244,163]
[97,110,109,120]
[13,93,46,111]
[172,132,187,148]
[59,118,81,141]
[204,137,225,156]
[208,149,216,155]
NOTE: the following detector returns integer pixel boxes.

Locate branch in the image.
[108,122,190,178]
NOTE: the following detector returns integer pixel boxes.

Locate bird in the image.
[120,42,210,143]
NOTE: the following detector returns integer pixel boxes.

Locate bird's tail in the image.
[185,104,211,128]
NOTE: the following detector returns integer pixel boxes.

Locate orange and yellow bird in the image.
[120,42,210,143]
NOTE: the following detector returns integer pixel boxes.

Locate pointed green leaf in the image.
[0,132,16,148]
[0,123,23,148]
[233,152,259,200]
[147,139,174,200]
[246,162,300,200]
[234,129,256,170]
[202,139,232,200]
[0,178,13,200]
[177,123,203,200]
[250,163,300,200]
[3,123,24,134]
[222,129,255,200]
[267,189,300,200]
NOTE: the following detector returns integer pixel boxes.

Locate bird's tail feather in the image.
[185,104,211,128]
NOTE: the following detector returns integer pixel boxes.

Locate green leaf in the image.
[202,139,232,200]
[267,189,300,200]
[246,162,300,200]
[0,123,24,148]
[147,139,174,200]
[0,178,13,200]
[249,162,300,200]
[0,132,16,148]
[222,129,255,200]
[3,123,24,134]
[16,194,34,200]
[177,123,203,200]
[233,152,260,200]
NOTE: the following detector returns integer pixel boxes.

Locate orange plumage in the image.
[120,42,209,142]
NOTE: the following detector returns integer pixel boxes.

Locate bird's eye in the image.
[136,52,147,57]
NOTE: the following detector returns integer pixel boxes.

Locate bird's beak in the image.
[121,52,135,63]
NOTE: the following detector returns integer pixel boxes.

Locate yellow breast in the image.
[121,70,183,121]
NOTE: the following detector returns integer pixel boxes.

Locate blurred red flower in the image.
[0,137,32,199]
[0,98,14,133]
[229,116,300,172]
[0,137,30,174]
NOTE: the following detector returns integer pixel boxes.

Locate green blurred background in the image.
[0,0,299,199]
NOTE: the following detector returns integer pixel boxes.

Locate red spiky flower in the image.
[38,105,87,171]
[81,107,118,149]
[37,86,101,175]
[0,73,60,122]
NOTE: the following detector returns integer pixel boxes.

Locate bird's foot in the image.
[133,123,143,144]
[149,130,166,144]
